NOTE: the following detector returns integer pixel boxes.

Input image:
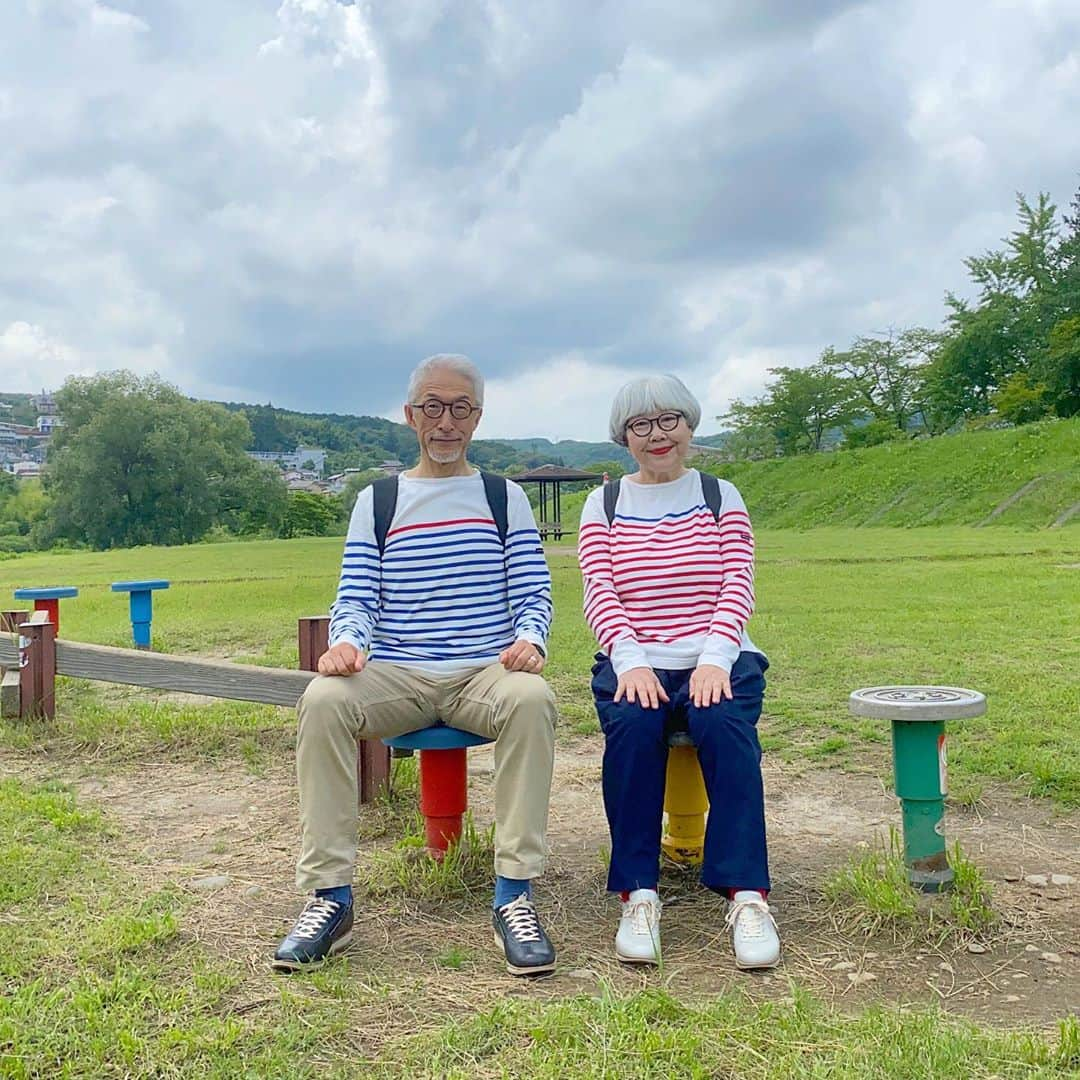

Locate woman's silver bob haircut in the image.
[609,374,701,445]
[406,353,485,405]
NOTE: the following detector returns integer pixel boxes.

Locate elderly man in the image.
[273,354,557,977]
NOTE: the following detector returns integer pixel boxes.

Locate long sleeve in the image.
[328,486,381,652]
[504,482,553,647]
[577,488,650,674]
[698,483,756,672]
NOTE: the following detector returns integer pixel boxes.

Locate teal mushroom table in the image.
[849,685,986,892]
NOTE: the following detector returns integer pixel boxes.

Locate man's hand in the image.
[614,666,670,709]
[689,663,732,707]
[317,642,367,677]
[500,639,546,673]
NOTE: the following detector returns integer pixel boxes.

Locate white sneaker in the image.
[726,891,780,970]
[615,888,662,964]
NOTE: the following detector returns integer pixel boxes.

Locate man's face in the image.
[404,368,482,465]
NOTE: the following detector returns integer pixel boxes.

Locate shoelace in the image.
[725,897,775,940]
[293,898,342,940]
[625,899,661,937]
[499,895,542,943]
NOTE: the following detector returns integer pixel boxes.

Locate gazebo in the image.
[512,464,604,540]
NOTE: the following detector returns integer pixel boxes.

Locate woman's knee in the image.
[597,697,667,743]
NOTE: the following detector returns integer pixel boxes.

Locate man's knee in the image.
[492,673,556,728]
[297,674,355,735]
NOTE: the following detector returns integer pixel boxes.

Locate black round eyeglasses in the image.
[412,399,481,420]
[625,411,683,438]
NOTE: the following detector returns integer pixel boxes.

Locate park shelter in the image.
[512,464,603,540]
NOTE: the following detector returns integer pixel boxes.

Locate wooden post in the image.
[297,617,390,804]
[0,612,24,720]
[19,611,56,721]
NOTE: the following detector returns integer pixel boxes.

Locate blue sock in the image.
[315,885,353,908]
[494,875,532,909]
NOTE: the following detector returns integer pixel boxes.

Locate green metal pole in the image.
[891,718,951,891]
[851,687,985,894]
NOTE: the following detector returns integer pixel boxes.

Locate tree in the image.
[42,372,286,549]
[990,372,1050,425]
[823,328,939,432]
[722,362,858,455]
[923,193,1063,426]
[280,491,339,538]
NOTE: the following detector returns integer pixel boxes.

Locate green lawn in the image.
[3,526,1078,802]
[1,777,1076,1079]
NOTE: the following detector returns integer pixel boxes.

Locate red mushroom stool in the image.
[382,725,493,857]
[13,587,78,634]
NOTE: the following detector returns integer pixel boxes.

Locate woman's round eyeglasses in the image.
[625,411,683,438]
[412,399,481,420]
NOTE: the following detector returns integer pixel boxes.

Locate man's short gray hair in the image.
[609,374,702,445]
[406,353,484,405]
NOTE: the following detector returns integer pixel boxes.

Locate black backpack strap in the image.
[481,471,509,546]
[603,478,621,526]
[699,471,722,522]
[371,476,399,555]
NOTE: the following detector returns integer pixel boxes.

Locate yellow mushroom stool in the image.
[661,731,708,864]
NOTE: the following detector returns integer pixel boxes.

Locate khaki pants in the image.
[295,661,557,891]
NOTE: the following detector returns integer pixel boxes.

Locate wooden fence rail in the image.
[0,614,390,802]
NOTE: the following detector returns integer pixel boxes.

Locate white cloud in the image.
[0,322,85,390]
[2,0,1079,434]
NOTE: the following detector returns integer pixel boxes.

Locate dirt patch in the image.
[2,740,1077,1039]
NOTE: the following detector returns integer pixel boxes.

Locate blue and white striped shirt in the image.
[329,472,552,673]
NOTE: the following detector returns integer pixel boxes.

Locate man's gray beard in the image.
[427,445,464,464]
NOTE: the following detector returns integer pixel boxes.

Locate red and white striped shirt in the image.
[577,470,763,676]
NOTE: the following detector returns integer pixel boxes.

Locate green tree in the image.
[824,328,939,432]
[42,372,285,549]
[280,491,339,538]
[990,372,1050,425]
[924,193,1062,426]
[722,362,858,455]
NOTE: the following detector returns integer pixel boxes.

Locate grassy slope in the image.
[556,417,1080,530]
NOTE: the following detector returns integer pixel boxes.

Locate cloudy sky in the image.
[2,1,1079,440]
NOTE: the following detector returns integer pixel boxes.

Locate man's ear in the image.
[403,403,416,430]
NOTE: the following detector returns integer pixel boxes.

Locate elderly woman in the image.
[577,374,779,969]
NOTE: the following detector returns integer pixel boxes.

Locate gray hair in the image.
[406,353,484,405]
[609,374,701,445]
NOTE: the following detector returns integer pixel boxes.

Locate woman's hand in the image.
[615,667,670,709]
[690,663,732,707]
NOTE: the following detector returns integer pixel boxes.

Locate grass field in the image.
[3,525,1077,803]
[1,526,1078,1076]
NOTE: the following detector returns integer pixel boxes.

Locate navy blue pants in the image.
[591,650,771,895]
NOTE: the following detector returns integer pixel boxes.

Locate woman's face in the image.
[623,409,693,473]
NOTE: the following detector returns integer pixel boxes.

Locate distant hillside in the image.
[556,418,1080,530]
[214,401,642,474]
[496,438,632,469]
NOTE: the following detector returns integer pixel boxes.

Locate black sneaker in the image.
[492,894,556,977]
[272,897,354,973]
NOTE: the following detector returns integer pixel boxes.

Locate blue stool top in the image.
[14,586,79,600]
[383,725,493,751]
[111,580,170,592]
